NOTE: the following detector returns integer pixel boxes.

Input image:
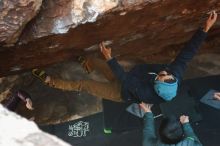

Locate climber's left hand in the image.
[204,10,218,32]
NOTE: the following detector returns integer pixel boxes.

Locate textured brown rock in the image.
[20,0,119,41]
[0,0,220,76]
[0,0,42,46]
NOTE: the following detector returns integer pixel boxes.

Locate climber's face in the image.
[156,71,175,82]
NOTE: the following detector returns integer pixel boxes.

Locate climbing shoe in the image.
[32,68,48,82]
[77,56,92,74]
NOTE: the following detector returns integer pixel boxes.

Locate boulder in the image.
[0,104,71,146]
[0,0,220,76]
[0,0,42,46]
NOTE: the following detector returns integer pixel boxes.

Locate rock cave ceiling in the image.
[0,0,220,77]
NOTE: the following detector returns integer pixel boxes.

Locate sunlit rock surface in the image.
[0,104,71,146]
[21,0,119,38]
[0,0,42,46]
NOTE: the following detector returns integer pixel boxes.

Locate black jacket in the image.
[107,28,207,104]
